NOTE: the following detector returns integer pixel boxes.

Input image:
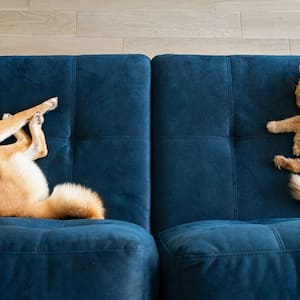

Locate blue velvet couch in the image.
[1,54,300,299]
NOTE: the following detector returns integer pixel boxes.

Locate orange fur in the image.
[267,78,300,200]
[0,98,105,219]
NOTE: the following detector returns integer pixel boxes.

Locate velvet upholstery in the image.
[152,55,300,300]
[3,54,300,299]
[0,55,151,229]
[158,218,300,300]
[0,55,157,299]
[0,218,158,300]
[152,54,300,234]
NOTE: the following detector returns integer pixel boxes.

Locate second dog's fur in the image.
[267,79,300,200]
[0,98,105,219]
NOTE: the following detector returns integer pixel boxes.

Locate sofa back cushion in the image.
[0,55,151,229]
[152,55,300,233]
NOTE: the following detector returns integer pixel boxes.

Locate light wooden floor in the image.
[0,0,300,57]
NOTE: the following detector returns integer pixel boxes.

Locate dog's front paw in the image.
[274,155,290,170]
[267,121,279,133]
[31,112,44,126]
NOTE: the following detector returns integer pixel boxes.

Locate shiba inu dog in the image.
[0,98,105,219]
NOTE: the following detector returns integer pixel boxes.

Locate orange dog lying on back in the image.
[0,98,105,219]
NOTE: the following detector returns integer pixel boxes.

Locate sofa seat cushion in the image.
[0,217,158,300]
[158,218,300,300]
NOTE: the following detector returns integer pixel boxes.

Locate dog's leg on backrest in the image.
[25,112,48,161]
[267,116,300,134]
[273,155,300,173]
[0,97,57,143]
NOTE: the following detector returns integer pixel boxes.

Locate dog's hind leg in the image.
[0,97,57,143]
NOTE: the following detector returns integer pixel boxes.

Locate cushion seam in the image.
[76,136,149,139]
[173,249,300,259]
[157,234,172,255]
[270,226,286,250]
[178,256,183,300]
[226,56,238,219]
[36,230,50,252]
[142,250,146,300]
[0,249,144,255]
[70,56,77,181]
[155,135,273,140]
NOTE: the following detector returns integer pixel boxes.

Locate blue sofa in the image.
[1,54,300,299]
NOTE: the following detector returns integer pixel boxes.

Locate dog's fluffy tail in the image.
[32,183,105,219]
[289,174,300,200]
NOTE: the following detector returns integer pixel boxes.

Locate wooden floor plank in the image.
[124,38,290,58]
[77,9,241,39]
[0,11,76,36]
[289,40,300,55]
[242,11,300,39]
[0,36,123,55]
[0,1,297,57]
[29,0,214,10]
[217,0,300,12]
[0,0,28,10]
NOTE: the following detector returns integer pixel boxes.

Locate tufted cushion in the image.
[0,55,157,299]
[158,218,300,300]
[151,55,300,233]
[0,55,151,229]
[0,217,158,300]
